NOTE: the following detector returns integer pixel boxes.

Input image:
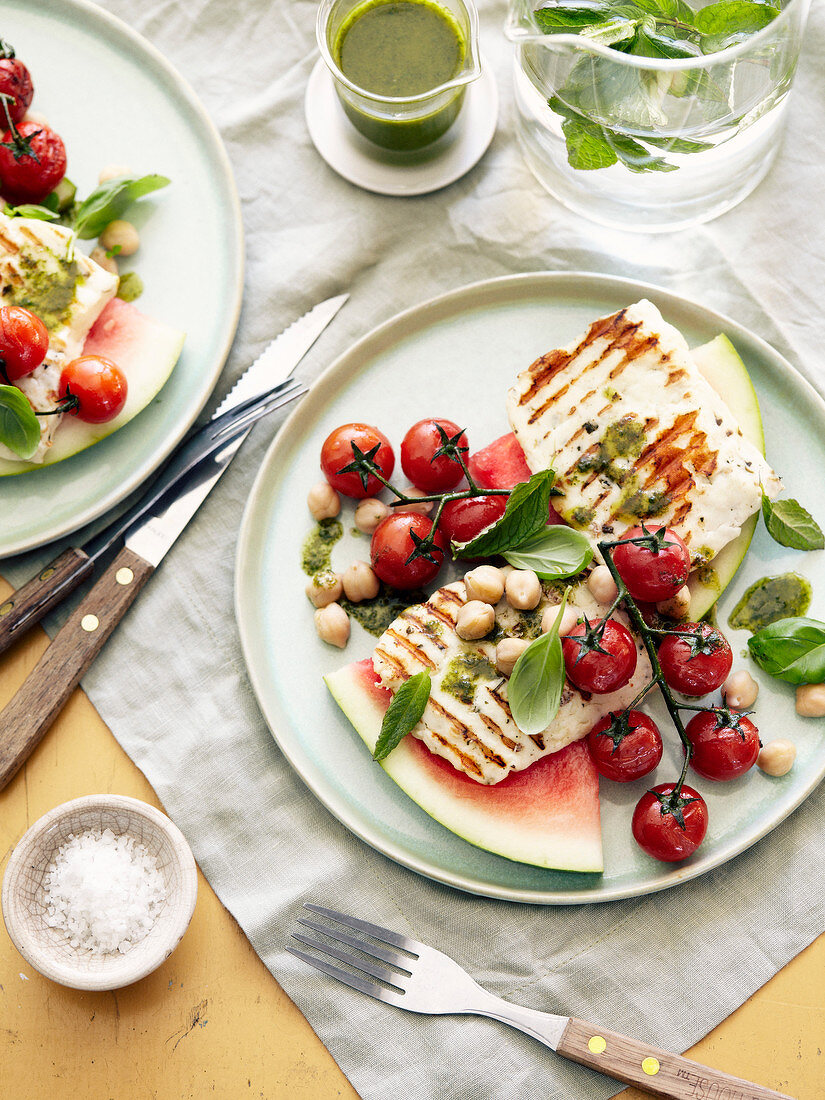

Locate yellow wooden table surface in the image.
[1,579,823,1099]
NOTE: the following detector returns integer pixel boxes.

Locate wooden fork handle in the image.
[557,1018,792,1099]
[0,547,94,655]
[0,546,153,791]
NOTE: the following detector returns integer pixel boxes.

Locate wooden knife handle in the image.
[557,1019,793,1099]
[0,547,94,656]
[0,546,153,791]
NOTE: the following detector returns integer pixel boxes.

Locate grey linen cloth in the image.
[5,1,825,1097]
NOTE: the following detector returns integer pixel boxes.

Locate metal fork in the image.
[289,904,790,1100]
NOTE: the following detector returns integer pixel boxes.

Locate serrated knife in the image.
[0,293,348,791]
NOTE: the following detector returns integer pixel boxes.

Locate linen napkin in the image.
[5,1,825,1097]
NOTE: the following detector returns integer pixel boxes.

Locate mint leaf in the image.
[762,494,825,551]
[452,470,556,558]
[748,618,825,685]
[534,0,614,30]
[579,15,639,44]
[0,384,40,459]
[374,670,431,761]
[562,118,619,170]
[509,589,570,735]
[503,526,593,579]
[608,130,678,172]
[73,174,170,240]
[694,0,777,49]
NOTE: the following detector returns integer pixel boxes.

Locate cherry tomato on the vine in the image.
[370,512,446,590]
[400,418,468,494]
[631,782,708,862]
[657,622,732,696]
[0,52,34,125]
[0,120,67,205]
[439,494,507,554]
[586,710,663,783]
[562,618,637,695]
[0,305,48,380]
[612,524,691,603]
[686,709,760,781]
[60,355,127,424]
[320,423,395,499]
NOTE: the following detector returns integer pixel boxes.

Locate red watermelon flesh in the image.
[468,433,565,525]
[324,658,603,872]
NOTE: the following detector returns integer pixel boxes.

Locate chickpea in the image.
[757,739,796,777]
[354,497,390,534]
[342,560,380,603]
[305,570,343,608]
[722,669,759,710]
[464,565,505,605]
[795,683,825,718]
[396,487,433,515]
[98,163,132,183]
[307,480,341,521]
[541,604,579,637]
[90,245,118,277]
[455,600,495,641]
[314,603,350,648]
[505,570,542,611]
[24,110,48,126]
[587,565,618,605]
[656,585,692,621]
[100,219,140,258]
[495,638,530,677]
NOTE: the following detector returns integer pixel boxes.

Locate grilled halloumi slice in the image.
[0,212,118,462]
[507,299,781,565]
[372,578,652,785]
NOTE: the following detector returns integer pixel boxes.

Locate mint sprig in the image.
[374,670,431,761]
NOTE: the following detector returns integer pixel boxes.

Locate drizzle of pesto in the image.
[440,652,498,706]
[341,584,423,637]
[490,607,544,643]
[9,250,81,331]
[570,505,595,527]
[619,484,672,520]
[729,573,811,633]
[696,562,719,593]
[575,418,646,489]
[301,518,343,576]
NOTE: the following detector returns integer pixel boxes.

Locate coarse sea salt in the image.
[42,828,167,955]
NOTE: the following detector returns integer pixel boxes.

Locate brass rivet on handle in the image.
[588,1036,607,1055]
[642,1057,660,1076]
[0,600,13,617]
[115,567,134,586]
[40,566,55,581]
[81,614,99,632]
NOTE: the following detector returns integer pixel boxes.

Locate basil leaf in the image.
[503,526,593,579]
[509,589,570,735]
[73,174,170,240]
[0,384,40,459]
[762,494,825,552]
[3,202,59,221]
[748,617,825,685]
[453,470,556,558]
[374,670,431,761]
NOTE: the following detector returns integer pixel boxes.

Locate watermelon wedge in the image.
[0,297,185,475]
[325,659,603,873]
[468,432,566,524]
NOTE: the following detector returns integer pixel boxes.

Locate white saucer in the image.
[305,57,498,196]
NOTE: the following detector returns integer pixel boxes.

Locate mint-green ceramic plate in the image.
[0,0,243,558]
[235,272,825,904]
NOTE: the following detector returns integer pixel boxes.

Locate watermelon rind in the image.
[325,661,604,874]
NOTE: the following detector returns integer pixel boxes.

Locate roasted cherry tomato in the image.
[562,618,637,695]
[612,524,691,602]
[439,494,507,554]
[0,48,33,125]
[0,120,67,205]
[586,710,663,783]
[400,418,468,494]
[370,513,446,590]
[631,782,708,862]
[686,709,760,781]
[320,423,395,499]
[657,622,733,697]
[0,305,48,380]
[60,355,127,424]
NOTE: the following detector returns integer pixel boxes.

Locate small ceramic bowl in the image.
[1,794,197,991]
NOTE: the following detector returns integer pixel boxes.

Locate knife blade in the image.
[0,294,348,655]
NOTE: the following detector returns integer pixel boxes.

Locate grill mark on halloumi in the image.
[428,697,508,771]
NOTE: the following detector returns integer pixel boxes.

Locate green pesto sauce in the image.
[490,607,544,643]
[618,484,672,520]
[116,271,143,303]
[696,562,720,593]
[440,652,498,706]
[301,518,343,576]
[729,573,812,633]
[576,418,646,488]
[570,505,596,528]
[341,584,422,637]
[7,250,81,331]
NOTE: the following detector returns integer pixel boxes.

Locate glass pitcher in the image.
[504,0,811,232]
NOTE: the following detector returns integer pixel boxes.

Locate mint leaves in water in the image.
[373,670,431,761]
[533,0,780,173]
